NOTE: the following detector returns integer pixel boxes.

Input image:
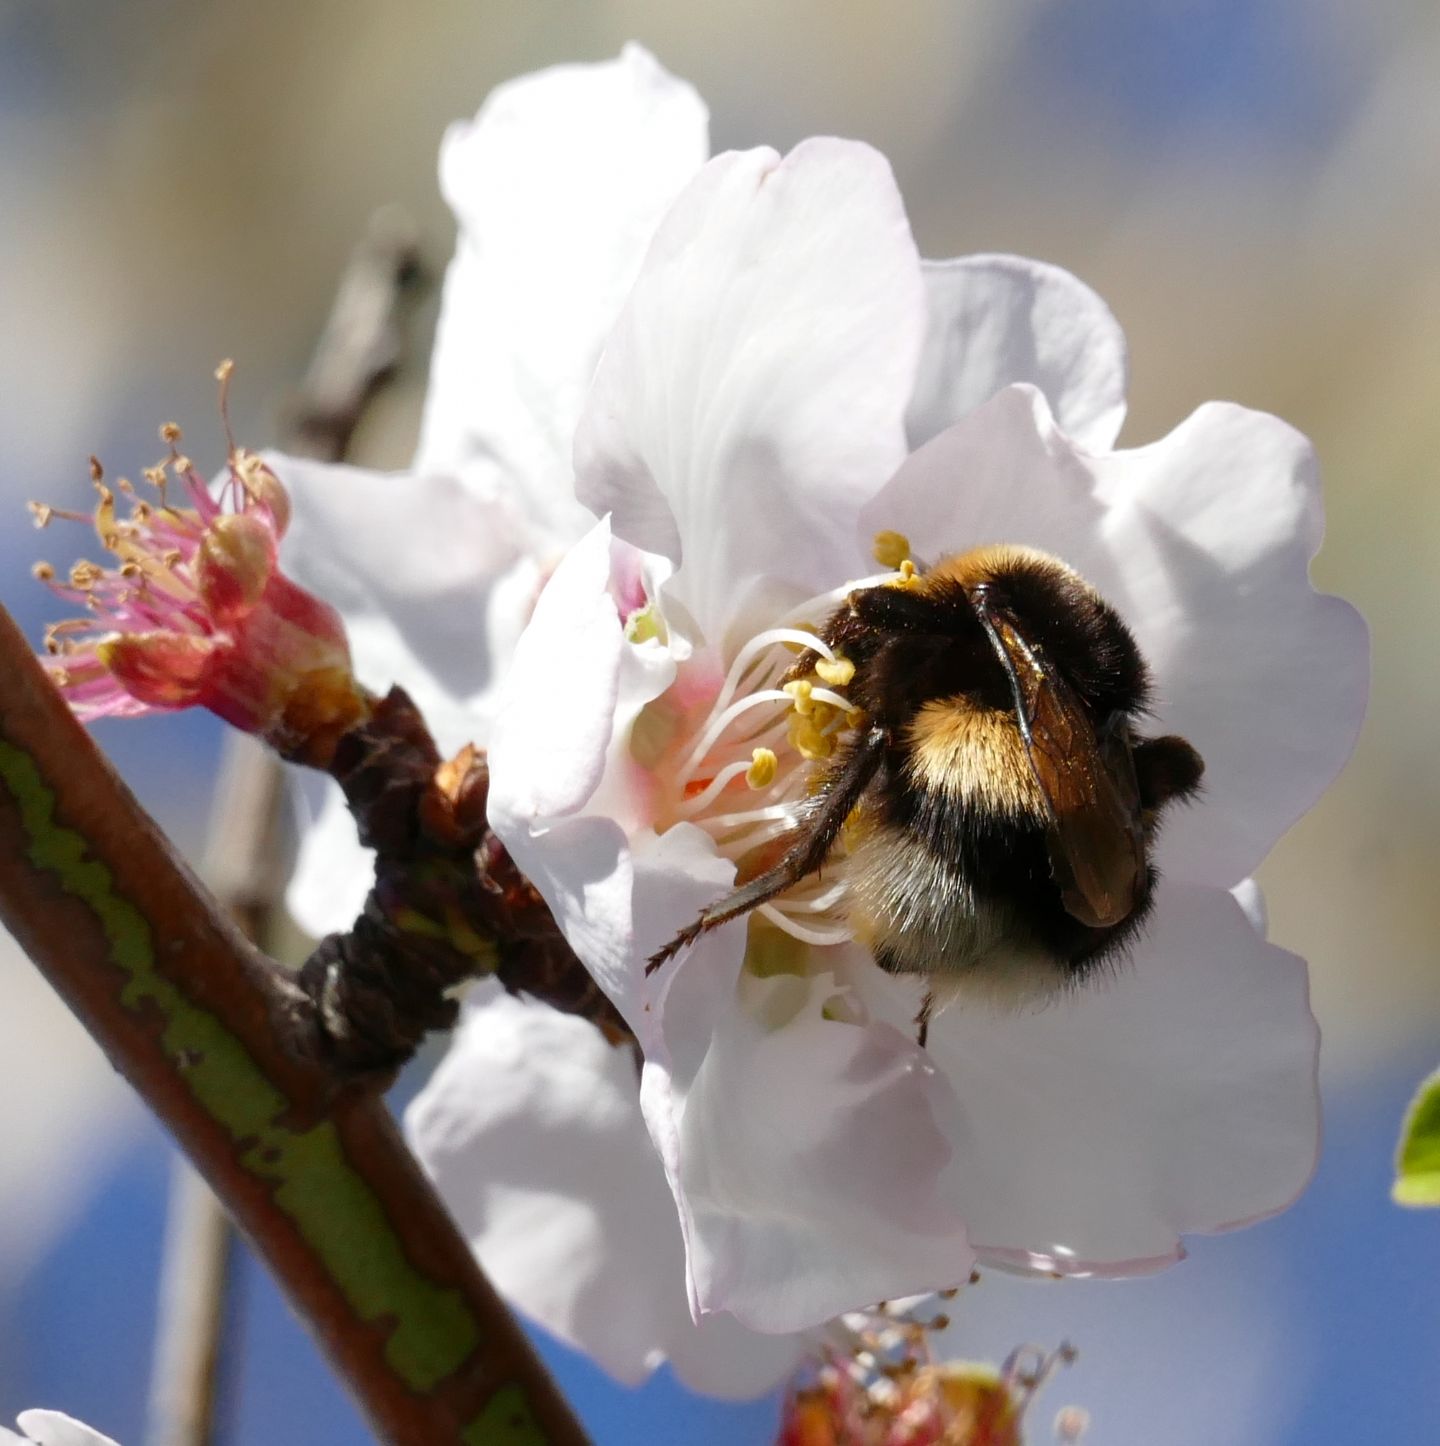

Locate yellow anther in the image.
[783,678,815,716]
[69,561,102,588]
[789,713,834,760]
[172,454,193,476]
[808,700,838,732]
[873,530,912,569]
[888,558,920,589]
[160,422,183,445]
[814,654,855,687]
[143,467,167,488]
[28,502,53,528]
[746,748,778,789]
[32,561,54,581]
[215,358,235,384]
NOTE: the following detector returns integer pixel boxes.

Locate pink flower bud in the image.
[34,414,369,765]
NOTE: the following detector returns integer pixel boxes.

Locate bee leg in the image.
[645,727,888,976]
[915,989,934,1050]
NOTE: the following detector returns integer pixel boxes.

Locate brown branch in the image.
[0,603,590,1446]
[292,690,631,1077]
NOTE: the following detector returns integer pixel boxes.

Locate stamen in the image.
[674,688,792,784]
[872,530,912,569]
[788,713,834,760]
[783,678,815,715]
[746,748,777,788]
[28,502,90,528]
[768,881,848,913]
[756,905,852,947]
[698,801,798,832]
[215,358,238,456]
[814,654,855,687]
[677,755,769,818]
[807,684,858,715]
[705,626,837,731]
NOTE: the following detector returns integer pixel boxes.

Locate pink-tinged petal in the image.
[284,776,373,939]
[645,934,974,1334]
[576,138,925,644]
[14,1413,122,1446]
[98,631,217,707]
[907,255,1128,452]
[865,384,1368,887]
[405,987,800,1397]
[918,881,1318,1273]
[488,519,685,1027]
[417,45,709,551]
[273,453,540,756]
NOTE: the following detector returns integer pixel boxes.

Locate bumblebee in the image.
[647,545,1204,1042]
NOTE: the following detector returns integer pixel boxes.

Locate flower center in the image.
[637,537,918,952]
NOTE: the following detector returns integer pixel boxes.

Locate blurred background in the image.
[1,1,1436,1441]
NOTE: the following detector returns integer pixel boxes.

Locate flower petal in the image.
[14,1413,121,1446]
[487,516,625,823]
[576,137,925,645]
[417,44,709,552]
[488,517,686,1026]
[864,384,1368,887]
[405,986,800,1397]
[907,255,1128,452]
[645,933,974,1334]
[273,453,543,757]
[918,880,1318,1273]
[1231,877,1268,937]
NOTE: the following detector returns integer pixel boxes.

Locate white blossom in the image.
[273,47,1367,1382]
[0,1411,122,1446]
[484,135,1366,1332]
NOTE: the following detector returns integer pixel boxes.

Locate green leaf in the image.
[1394,1066,1440,1207]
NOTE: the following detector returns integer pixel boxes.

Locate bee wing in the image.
[973,593,1145,929]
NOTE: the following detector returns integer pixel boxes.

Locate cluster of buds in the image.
[32,364,369,767]
[779,1294,1085,1446]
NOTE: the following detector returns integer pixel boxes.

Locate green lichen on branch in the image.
[0,737,483,1391]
